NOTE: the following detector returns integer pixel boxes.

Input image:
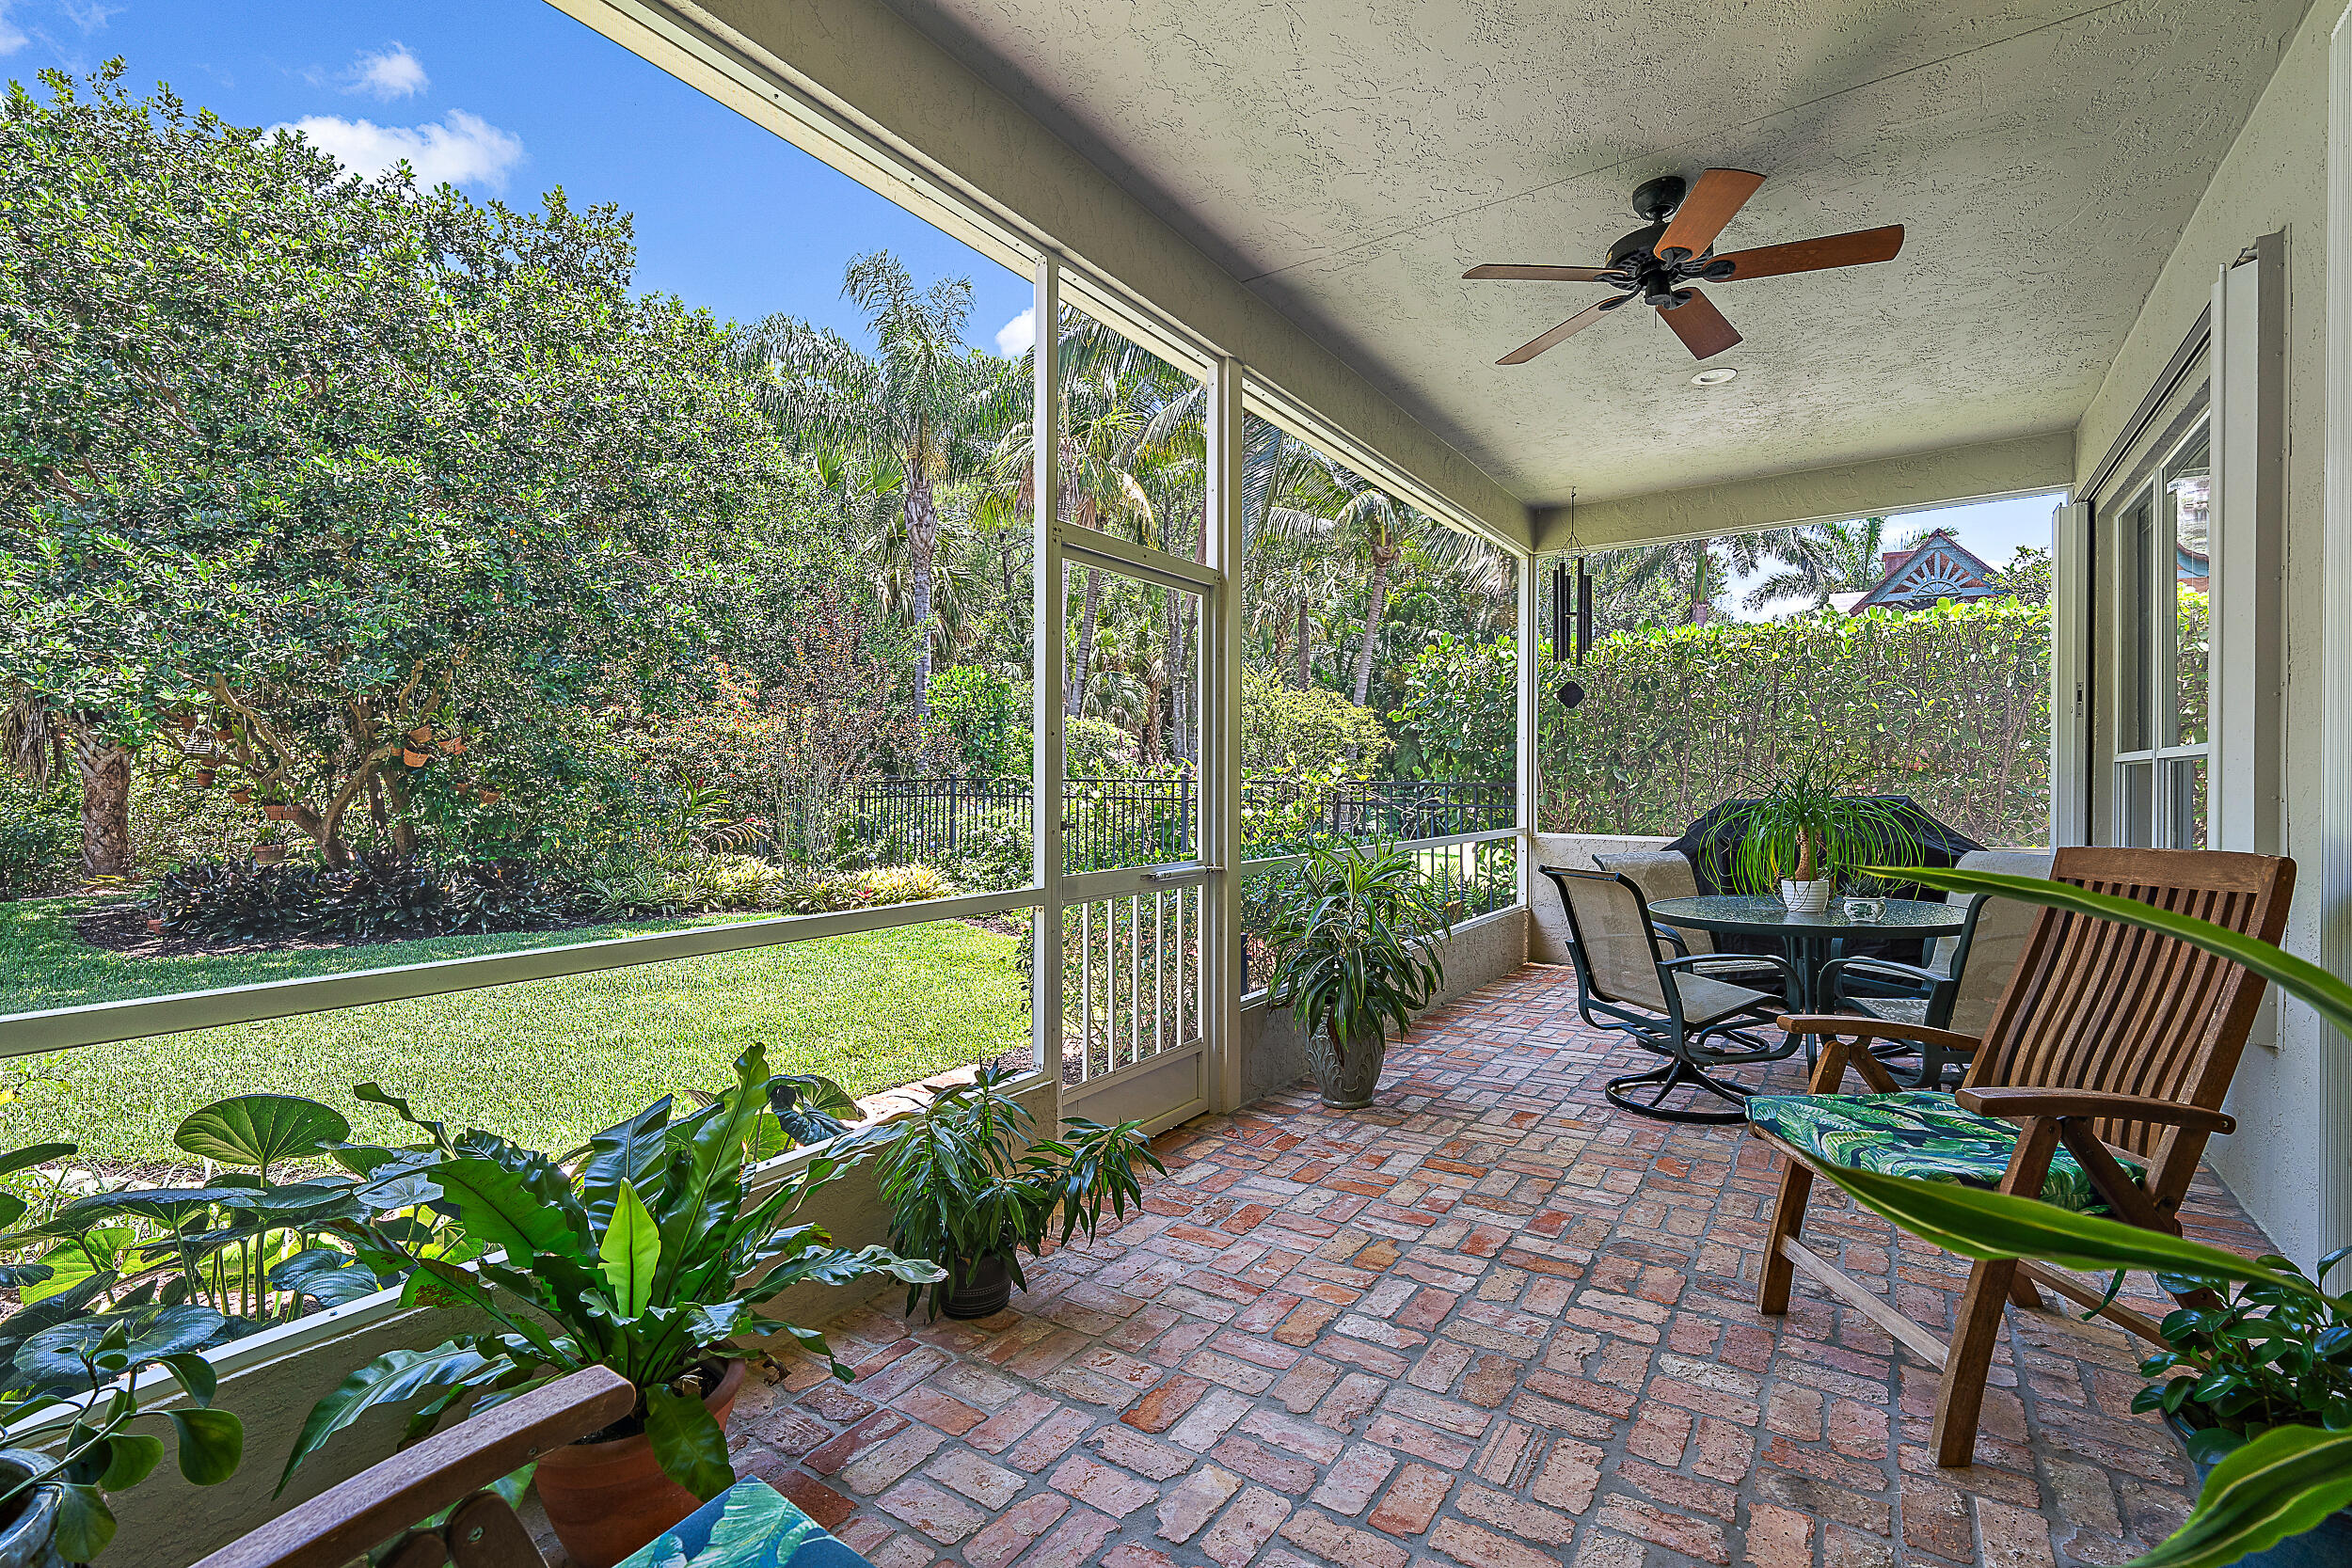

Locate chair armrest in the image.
[1778,1014,1983,1055]
[1651,923,1691,957]
[1664,952,1797,982]
[1955,1088,2235,1135]
[191,1365,637,1568]
[1820,956,1942,989]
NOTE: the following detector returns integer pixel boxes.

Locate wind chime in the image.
[1550,554,1593,709]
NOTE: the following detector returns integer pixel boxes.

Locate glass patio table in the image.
[1645,894,1969,1055]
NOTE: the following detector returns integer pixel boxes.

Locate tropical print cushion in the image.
[617,1479,878,1568]
[1746,1090,2147,1214]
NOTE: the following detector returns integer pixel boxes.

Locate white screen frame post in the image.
[1029,251,1066,1115]
[1204,355,1246,1114]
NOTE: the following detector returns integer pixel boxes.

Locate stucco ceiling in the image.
[874,0,2307,507]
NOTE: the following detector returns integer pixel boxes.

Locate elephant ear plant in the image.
[875,1065,1163,1320]
[281,1045,943,1506]
[1824,863,2352,1568]
[1265,840,1453,1109]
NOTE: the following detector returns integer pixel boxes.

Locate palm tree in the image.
[1742,516,1892,612]
[737,252,1025,714]
[1622,526,1845,625]
[1258,443,1499,706]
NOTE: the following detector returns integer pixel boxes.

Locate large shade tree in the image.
[0,66,775,871]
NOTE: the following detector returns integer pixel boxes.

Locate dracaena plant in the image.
[280,1046,942,1504]
[1716,756,1927,892]
[874,1065,1163,1319]
[1824,864,2352,1568]
[1264,839,1452,1056]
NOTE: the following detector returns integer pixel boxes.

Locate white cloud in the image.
[345,42,427,102]
[993,307,1035,357]
[0,5,28,55]
[277,110,524,192]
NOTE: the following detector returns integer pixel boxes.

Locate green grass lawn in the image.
[0,899,1027,1166]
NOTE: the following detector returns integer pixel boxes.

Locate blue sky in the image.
[0,0,1036,351]
[3,0,2055,594]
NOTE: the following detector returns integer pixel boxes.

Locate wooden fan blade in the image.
[1660,290,1740,360]
[1655,168,1765,260]
[1711,225,1904,281]
[1498,299,1618,364]
[1465,263,1615,282]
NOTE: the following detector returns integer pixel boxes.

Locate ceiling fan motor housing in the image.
[1629,174,1685,222]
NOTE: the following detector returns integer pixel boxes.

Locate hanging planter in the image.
[438,735,466,756]
[251,845,288,865]
[230,788,253,806]
[262,802,296,822]
[402,747,429,768]
[478,788,501,805]
[407,726,434,747]
[193,768,215,788]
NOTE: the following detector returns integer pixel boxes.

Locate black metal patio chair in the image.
[1540,864,1799,1124]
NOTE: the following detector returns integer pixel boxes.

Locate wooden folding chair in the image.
[1748,846,2295,1467]
[190,1366,635,1568]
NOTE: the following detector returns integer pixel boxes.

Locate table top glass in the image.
[1647,894,1967,937]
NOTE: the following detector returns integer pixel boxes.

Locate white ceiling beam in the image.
[1528,431,2074,554]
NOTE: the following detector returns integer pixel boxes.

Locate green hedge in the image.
[1539,598,2053,846]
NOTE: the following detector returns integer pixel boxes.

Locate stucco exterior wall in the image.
[1526,833,1677,965]
[2071,0,2338,1264]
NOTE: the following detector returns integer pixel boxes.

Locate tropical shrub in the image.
[152,857,568,944]
[927,667,1025,778]
[1390,633,1514,782]
[284,1048,940,1503]
[0,775,76,898]
[873,1065,1160,1319]
[1241,668,1390,776]
[1539,597,2052,846]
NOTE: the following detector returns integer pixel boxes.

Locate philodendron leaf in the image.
[0,1142,76,1180]
[174,1096,352,1171]
[97,1432,165,1492]
[597,1180,660,1319]
[268,1248,383,1307]
[644,1382,735,1502]
[169,1406,244,1485]
[52,1483,116,1562]
[1819,1164,2320,1296]
[2131,1424,2352,1567]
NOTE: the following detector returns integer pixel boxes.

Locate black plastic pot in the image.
[943,1254,1013,1320]
[2168,1415,2352,1567]
[0,1450,65,1568]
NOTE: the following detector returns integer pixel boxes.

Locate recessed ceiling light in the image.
[1690,367,1739,387]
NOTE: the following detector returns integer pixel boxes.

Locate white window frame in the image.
[2103,416,2213,849]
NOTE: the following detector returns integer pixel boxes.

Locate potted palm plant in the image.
[281,1049,942,1568]
[1264,840,1454,1109]
[1719,760,1926,913]
[874,1066,1162,1320]
[1823,863,2352,1567]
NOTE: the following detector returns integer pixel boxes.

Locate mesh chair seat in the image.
[1854,995,1931,1026]
[1677,974,1783,1029]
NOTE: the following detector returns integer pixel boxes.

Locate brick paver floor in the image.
[721,963,2274,1568]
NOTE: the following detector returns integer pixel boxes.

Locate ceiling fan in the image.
[1464,169,1904,365]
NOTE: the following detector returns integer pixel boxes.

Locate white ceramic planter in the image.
[1779,879,1835,914]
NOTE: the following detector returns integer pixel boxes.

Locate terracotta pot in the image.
[193,768,215,787]
[403,748,429,768]
[251,845,288,865]
[533,1360,745,1568]
[230,789,253,806]
[263,803,294,821]
[145,918,163,935]
[408,726,434,746]
[479,789,501,805]
[439,736,466,755]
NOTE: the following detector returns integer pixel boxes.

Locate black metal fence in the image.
[847,775,1514,871]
